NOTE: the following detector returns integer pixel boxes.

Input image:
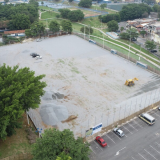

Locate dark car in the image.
[151,49,157,53]
[131,38,137,41]
[30,53,40,58]
[96,136,107,147]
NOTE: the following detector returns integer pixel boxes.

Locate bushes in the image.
[101,13,121,23]
[59,9,84,22]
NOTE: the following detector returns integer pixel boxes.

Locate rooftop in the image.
[4,30,25,34]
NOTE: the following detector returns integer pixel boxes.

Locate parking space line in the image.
[105,134,116,144]
[112,131,121,140]
[156,142,160,146]
[89,146,96,154]
[153,112,160,118]
[93,141,103,151]
[122,126,133,134]
[132,157,136,160]
[133,119,143,128]
[144,149,158,160]
[150,145,160,154]
[138,153,147,160]
[127,122,138,131]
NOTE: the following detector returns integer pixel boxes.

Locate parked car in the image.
[131,38,137,41]
[150,49,157,53]
[95,136,107,147]
[35,55,42,59]
[30,53,40,58]
[113,128,125,137]
[158,107,160,110]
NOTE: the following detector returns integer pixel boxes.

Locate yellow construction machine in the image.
[125,78,138,86]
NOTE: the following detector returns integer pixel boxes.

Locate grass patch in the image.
[0,114,32,159]
[39,5,53,11]
[41,11,59,19]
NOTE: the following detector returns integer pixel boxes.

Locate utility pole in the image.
[128,30,131,60]
[84,25,85,39]
[89,25,90,40]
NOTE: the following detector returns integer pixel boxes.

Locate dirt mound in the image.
[62,115,77,123]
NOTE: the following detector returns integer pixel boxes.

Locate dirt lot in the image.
[0,35,160,138]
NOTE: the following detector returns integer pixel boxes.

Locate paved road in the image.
[89,108,160,160]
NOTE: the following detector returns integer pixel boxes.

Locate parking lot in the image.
[89,108,160,160]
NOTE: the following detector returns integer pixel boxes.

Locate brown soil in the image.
[62,115,77,123]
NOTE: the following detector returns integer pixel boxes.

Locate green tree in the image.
[59,9,71,19]
[100,3,107,9]
[25,29,32,37]
[119,32,130,40]
[49,20,60,33]
[120,26,124,32]
[32,128,90,160]
[67,10,84,22]
[140,30,146,38]
[107,20,118,32]
[0,64,46,140]
[30,21,45,37]
[120,3,152,21]
[61,20,72,33]
[102,13,121,23]
[78,0,92,8]
[80,26,93,35]
[56,152,72,160]
[127,28,139,40]
[8,14,30,30]
[145,40,156,50]
[41,1,44,6]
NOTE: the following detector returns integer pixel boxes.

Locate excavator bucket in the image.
[133,77,138,81]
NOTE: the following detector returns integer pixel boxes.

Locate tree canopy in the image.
[49,20,60,33]
[119,32,130,40]
[100,3,107,9]
[30,21,46,37]
[61,20,72,33]
[78,0,92,8]
[0,64,46,140]
[102,13,121,23]
[107,20,118,32]
[32,128,90,160]
[59,9,84,22]
[145,40,156,50]
[0,0,38,30]
[8,14,30,30]
[80,26,93,35]
[127,28,139,40]
[120,3,152,21]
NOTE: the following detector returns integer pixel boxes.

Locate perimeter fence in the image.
[73,32,160,76]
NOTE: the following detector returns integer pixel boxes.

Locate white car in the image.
[113,128,125,137]
[36,55,42,60]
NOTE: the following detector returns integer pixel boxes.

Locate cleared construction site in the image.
[0,35,160,138]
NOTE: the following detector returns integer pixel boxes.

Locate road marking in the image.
[115,147,126,156]
[122,126,133,134]
[105,134,115,144]
[153,112,160,118]
[112,131,121,140]
[156,142,160,146]
[133,119,143,128]
[144,149,158,160]
[150,145,160,154]
[93,141,103,151]
[132,157,136,160]
[127,122,138,131]
[138,153,147,160]
[89,146,96,154]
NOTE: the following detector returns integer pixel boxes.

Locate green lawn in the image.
[41,11,59,19]
[39,6,52,11]
[0,114,32,159]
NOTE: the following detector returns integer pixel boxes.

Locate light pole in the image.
[84,25,85,39]
[89,25,90,40]
[128,30,131,60]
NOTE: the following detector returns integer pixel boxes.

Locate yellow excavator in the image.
[125,78,138,86]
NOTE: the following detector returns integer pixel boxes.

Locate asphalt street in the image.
[89,108,160,160]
